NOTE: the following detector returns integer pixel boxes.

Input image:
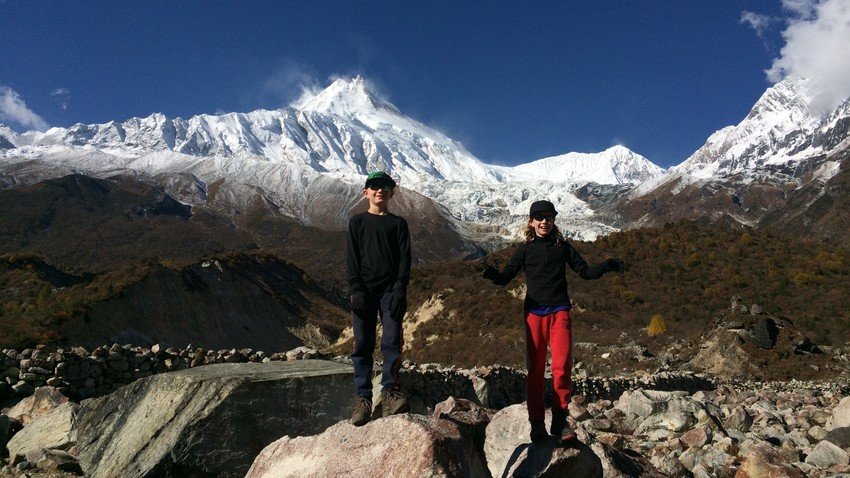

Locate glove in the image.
[350,288,367,316]
[482,266,501,282]
[604,258,626,273]
[389,283,407,320]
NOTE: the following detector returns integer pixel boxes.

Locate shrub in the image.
[647,314,667,336]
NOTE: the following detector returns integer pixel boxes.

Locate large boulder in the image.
[6,402,78,462]
[245,414,489,478]
[77,360,353,478]
[687,330,761,380]
[735,443,803,478]
[827,396,850,430]
[483,404,602,478]
[5,386,70,426]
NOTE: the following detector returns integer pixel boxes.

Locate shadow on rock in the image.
[502,438,602,478]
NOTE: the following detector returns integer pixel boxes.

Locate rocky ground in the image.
[0,297,848,477]
[0,355,847,477]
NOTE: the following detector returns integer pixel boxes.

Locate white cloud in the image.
[766,0,850,115]
[0,86,49,131]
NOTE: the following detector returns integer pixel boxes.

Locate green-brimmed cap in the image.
[364,171,397,190]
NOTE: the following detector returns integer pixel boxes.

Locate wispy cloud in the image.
[254,60,323,109]
[740,11,775,41]
[766,0,850,115]
[0,86,49,131]
[51,87,70,111]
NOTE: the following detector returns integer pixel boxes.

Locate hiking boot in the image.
[380,386,410,417]
[530,420,549,442]
[350,396,372,426]
[550,407,567,436]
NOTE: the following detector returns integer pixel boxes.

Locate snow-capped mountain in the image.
[1,76,663,244]
[617,76,850,238]
[672,77,849,179]
[510,146,663,184]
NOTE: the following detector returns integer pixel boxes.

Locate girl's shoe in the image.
[530,421,549,442]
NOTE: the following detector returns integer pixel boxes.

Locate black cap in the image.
[364,171,397,190]
[529,200,557,217]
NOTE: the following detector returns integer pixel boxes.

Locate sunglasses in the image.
[366,184,394,192]
[531,214,555,222]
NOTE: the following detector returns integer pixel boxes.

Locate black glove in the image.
[483,266,501,282]
[604,258,626,273]
[350,288,367,316]
[389,283,407,320]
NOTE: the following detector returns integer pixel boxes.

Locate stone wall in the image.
[0,343,718,404]
[0,344,312,400]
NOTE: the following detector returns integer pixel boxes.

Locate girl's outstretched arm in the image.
[483,244,526,286]
[565,242,625,279]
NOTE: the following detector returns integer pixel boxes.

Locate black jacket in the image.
[493,234,607,309]
[347,212,411,296]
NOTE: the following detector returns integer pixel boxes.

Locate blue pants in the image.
[351,291,404,398]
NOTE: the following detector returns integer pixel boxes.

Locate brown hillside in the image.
[393,220,849,368]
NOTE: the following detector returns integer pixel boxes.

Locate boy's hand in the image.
[390,283,407,320]
[350,291,366,316]
[604,258,626,273]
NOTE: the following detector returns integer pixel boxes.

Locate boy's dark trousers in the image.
[351,291,404,398]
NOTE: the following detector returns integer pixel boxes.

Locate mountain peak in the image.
[299,76,400,118]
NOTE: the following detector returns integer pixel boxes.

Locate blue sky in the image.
[1,1,846,168]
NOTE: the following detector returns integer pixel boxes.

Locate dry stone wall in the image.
[0,343,721,405]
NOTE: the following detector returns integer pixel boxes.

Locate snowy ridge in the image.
[627,77,850,202]
[509,145,664,184]
[673,77,843,178]
[2,77,665,243]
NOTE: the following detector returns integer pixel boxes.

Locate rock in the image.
[687,330,761,380]
[750,319,779,349]
[829,397,850,429]
[634,412,697,440]
[735,443,803,477]
[589,441,661,477]
[504,442,603,478]
[432,396,493,452]
[11,381,34,395]
[808,425,828,441]
[245,414,488,478]
[5,386,70,426]
[483,403,602,477]
[679,447,735,476]
[619,390,702,418]
[35,449,82,474]
[826,427,850,448]
[6,402,78,462]
[77,360,354,478]
[724,406,754,432]
[680,426,712,448]
[804,440,850,469]
[569,402,592,421]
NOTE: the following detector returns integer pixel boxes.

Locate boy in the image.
[347,171,412,426]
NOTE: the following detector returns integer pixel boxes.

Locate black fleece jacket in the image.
[492,234,608,309]
[346,211,411,296]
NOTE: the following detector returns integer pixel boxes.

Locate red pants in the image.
[525,309,572,422]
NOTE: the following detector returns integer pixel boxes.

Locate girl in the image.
[483,200,624,442]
